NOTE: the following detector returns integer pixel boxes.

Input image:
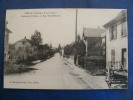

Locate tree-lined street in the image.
[4,53,92,89]
[4,9,127,89]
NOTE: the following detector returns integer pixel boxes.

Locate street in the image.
[4,53,92,89]
[3,9,127,90]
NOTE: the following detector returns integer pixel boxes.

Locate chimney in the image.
[25,36,26,39]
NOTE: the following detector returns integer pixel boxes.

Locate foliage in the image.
[73,40,86,56]
[31,30,43,45]
[4,62,28,74]
[16,56,35,65]
[48,49,54,57]
[64,45,74,55]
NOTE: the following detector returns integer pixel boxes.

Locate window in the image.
[110,25,117,40]
[19,47,21,50]
[122,48,127,69]
[23,41,25,44]
[121,19,127,37]
[34,48,37,51]
[111,49,115,67]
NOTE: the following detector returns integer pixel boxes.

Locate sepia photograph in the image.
[4,9,128,89]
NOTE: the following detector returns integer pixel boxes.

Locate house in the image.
[103,10,128,70]
[37,44,55,59]
[82,28,105,73]
[4,23,12,62]
[9,37,38,60]
[38,44,50,58]
[43,44,50,55]
[82,28,105,56]
[9,44,15,59]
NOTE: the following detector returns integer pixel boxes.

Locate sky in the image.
[6,9,124,48]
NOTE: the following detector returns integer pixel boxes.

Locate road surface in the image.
[4,53,92,89]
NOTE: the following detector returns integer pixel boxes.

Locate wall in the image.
[106,20,128,69]
[13,41,32,59]
[4,32,9,61]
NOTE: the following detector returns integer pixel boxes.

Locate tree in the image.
[64,45,73,55]
[73,35,86,56]
[75,40,86,56]
[31,30,43,45]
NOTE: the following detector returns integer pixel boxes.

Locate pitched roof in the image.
[14,38,32,45]
[103,10,127,28]
[83,28,105,38]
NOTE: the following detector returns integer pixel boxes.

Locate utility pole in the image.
[75,9,78,65]
[75,9,78,42]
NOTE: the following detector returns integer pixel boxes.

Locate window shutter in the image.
[109,28,112,40]
[123,22,127,36]
[111,49,115,66]
[114,25,117,39]
[121,18,127,37]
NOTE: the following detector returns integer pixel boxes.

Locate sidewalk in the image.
[63,56,109,89]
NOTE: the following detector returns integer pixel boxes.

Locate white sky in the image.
[6,9,123,47]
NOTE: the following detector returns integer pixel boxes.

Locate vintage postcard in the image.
[4,9,128,89]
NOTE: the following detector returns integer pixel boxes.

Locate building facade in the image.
[82,28,105,57]
[103,10,128,70]
[38,44,50,59]
[82,28,106,74]
[9,37,38,60]
[4,27,12,61]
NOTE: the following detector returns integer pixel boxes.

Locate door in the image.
[122,48,127,69]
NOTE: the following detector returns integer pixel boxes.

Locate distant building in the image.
[43,44,50,55]
[9,37,38,60]
[103,10,128,70]
[4,23,12,61]
[38,44,50,57]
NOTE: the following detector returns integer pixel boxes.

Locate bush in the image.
[16,56,35,65]
[64,45,74,55]
[38,54,48,60]
[4,63,28,75]
[48,50,54,57]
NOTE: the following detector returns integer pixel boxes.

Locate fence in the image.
[107,61,125,71]
[78,56,106,75]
